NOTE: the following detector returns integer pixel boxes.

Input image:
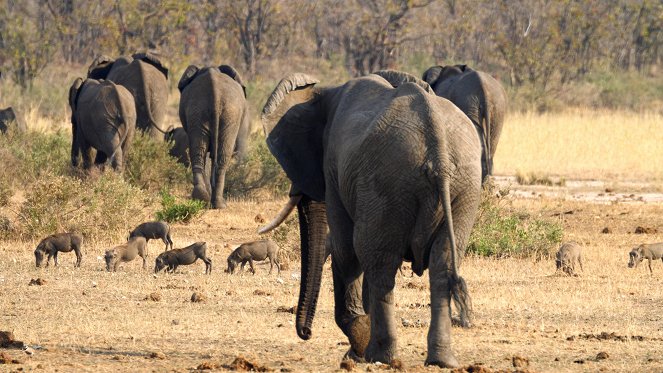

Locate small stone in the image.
[512,355,529,368]
[601,227,611,234]
[340,359,356,371]
[145,292,161,302]
[254,214,266,223]
[191,292,207,303]
[28,278,46,286]
[596,352,609,360]
[149,351,166,360]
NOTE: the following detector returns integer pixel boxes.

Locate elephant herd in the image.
[68,53,508,368]
[69,53,248,208]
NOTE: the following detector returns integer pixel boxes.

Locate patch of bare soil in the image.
[144,292,161,301]
[226,355,273,371]
[253,289,272,296]
[566,332,658,342]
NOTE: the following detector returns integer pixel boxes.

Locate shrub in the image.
[468,186,563,260]
[270,214,301,263]
[155,189,205,223]
[0,176,11,207]
[125,132,190,194]
[17,173,151,241]
[225,134,290,198]
[0,129,70,184]
[515,171,565,187]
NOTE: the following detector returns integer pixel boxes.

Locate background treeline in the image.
[0,0,662,117]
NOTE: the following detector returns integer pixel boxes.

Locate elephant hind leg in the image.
[110,147,124,171]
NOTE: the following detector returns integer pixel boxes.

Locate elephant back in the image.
[88,55,115,79]
[372,70,433,93]
[218,65,246,98]
[178,65,202,93]
[132,52,169,79]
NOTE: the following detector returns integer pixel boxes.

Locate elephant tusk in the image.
[258,195,302,234]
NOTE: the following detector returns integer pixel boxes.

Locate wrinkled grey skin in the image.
[34,232,83,268]
[105,236,147,272]
[178,64,249,209]
[555,242,583,276]
[628,243,663,274]
[422,65,507,182]
[129,221,173,251]
[165,127,190,167]
[260,70,481,367]
[154,242,212,274]
[0,107,17,134]
[226,240,280,275]
[87,53,169,140]
[69,78,136,171]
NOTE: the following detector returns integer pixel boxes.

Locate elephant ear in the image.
[68,77,84,112]
[421,65,443,88]
[261,73,326,201]
[372,70,433,93]
[132,52,169,79]
[87,55,115,79]
[178,65,200,93]
[218,64,247,98]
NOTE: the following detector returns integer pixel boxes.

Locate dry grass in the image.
[495,109,663,181]
[2,194,663,372]
[2,109,663,371]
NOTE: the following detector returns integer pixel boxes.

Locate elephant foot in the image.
[342,348,366,363]
[212,199,227,209]
[347,314,371,358]
[365,339,397,364]
[425,348,459,368]
[452,316,473,328]
[191,185,211,205]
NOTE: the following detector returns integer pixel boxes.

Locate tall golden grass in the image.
[494,109,663,181]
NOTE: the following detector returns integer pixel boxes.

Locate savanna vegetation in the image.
[0,1,662,372]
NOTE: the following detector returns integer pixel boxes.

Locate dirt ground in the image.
[1,179,663,372]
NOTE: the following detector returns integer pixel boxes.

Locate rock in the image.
[276,306,297,314]
[191,292,207,303]
[340,359,356,371]
[601,227,611,234]
[0,352,21,364]
[254,214,266,223]
[0,331,24,349]
[512,355,529,368]
[149,351,166,360]
[28,278,47,286]
[635,226,657,234]
[145,292,161,302]
[596,352,609,360]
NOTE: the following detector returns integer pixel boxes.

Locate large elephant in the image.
[178,64,249,209]
[87,52,169,140]
[69,78,136,171]
[259,71,482,367]
[422,64,507,182]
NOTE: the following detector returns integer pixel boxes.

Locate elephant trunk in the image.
[295,196,328,340]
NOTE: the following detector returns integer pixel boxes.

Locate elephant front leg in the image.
[332,255,369,360]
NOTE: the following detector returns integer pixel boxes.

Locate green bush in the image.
[18,173,151,241]
[0,129,70,184]
[468,186,563,260]
[155,189,205,223]
[225,134,290,198]
[125,132,190,194]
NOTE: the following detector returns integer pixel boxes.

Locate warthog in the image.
[226,239,280,275]
[556,242,583,276]
[105,236,148,272]
[34,232,83,268]
[154,242,211,274]
[129,221,173,251]
[628,243,663,274]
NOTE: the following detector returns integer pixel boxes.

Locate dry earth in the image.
[1,179,663,372]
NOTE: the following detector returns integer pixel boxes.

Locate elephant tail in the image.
[440,173,473,328]
[478,79,492,181]
[71,115,80,167]
[210,103,220,187]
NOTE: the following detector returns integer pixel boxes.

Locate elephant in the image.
[258,70,483,367]
[422,64,507,182]
[87,52,169,140]
[69,77,136,171]
[165,127,190,167]
[177,64,249,209]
